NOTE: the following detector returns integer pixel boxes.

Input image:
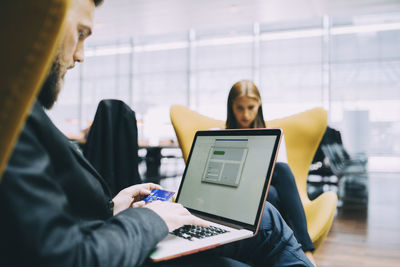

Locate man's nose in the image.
[73,44,85,63]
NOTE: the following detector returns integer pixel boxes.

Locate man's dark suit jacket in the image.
[0,101,168,267]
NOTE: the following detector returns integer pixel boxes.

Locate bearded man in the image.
[0,0,313,266]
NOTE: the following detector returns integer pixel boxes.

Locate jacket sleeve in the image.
[1,117,168,267]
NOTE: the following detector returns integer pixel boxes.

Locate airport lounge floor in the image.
[314,172,400,267]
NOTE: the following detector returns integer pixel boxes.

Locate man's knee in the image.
[261,202,283,230]
[266,185,279,207]
[264,202,282,222]
[262,202,294,238]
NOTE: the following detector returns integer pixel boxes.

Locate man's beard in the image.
[38,55,64,110]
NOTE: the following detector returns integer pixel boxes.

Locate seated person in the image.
[225,80,317,266]
[0,1,313,266]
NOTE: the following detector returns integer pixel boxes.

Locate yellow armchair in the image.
[0,0,69,179]
[170,104,337,250]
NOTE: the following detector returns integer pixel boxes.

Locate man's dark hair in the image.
[94,0,103,6]
[39,0,104,109]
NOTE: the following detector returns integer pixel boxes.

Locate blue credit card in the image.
[142,189,175,203]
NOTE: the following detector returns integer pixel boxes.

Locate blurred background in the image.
[50,0,400,173]
[47,1,400,265]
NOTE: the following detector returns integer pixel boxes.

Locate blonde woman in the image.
[226,80,317,266]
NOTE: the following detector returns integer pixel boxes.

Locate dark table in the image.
[139,145,182,183]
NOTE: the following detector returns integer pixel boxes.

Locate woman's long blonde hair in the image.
[226,80,266,129]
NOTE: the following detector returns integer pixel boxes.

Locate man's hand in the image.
[145,201,209,231]
[112,183,162,215]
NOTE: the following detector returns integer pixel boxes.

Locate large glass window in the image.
[330,18,400,165]
[48,12,400,171]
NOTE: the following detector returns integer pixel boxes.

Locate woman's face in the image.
[232,96,260,129]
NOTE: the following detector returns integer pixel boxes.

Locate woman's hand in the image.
[112,183,162,215]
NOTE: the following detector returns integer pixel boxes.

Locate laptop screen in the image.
[176,129,281,229]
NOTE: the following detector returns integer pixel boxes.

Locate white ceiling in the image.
[89,0,400,44]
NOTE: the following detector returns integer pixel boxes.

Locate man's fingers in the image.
[138,188,151,196]
[173,203,209,226]
[151,183,163,190]
[130,188,151,200]
[144,201,211,231]
[124,183,162,197]
[173,203,190,215]
[143,183,162,190]
[188,215,210,227]
[132,201,145,208]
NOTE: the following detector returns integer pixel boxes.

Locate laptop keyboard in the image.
[171,225,229,241]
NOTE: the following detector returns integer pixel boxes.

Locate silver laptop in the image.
[150,129,282,262]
